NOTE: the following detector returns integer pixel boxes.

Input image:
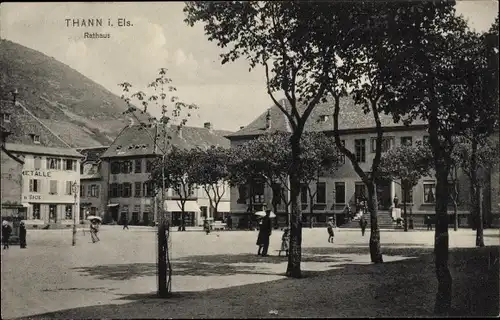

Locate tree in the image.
[190,146,231,220]
[380,142,433,231]
[151,147,200,231]
[118,68,197,297]
[299,132,341,227]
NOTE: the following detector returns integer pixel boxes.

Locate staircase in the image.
[339,211,396,229]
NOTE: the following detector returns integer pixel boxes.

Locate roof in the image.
[4,143,83,158]
[1,99,75,149]
[77,146,110,163]
[227,95,427,138]
[101,124,231,158]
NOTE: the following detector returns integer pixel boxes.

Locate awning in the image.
[107,203,119,207]
[216,201,230,213]
[164,200,201,213]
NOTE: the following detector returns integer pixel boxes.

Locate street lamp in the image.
[72,181,78,246]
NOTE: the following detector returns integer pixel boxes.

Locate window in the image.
[134,182,142,197]
[354,139,366,163]
[355,182,367,202]
[423,182,436,204]
[65,181,73,195]
[146,159,154,173]
[338,140,346,164]
[402,186,414,203]
[65,204,73,219]
[29,179,41,192]
[3,113,11,122]
[49,180,58,195]
[135,159,142,173]
[109,183,119,198]
[335,182,346,204]
[122,183,132,198]
[319,114,329,122]
[371,137,394,153]
[31,134,40,144]
[32,203,41,219]
[316,182,326,204]
[34,156,42,170]
[121,161,133,174]
[90,185,99,197]
[80,184,85,196]
[252,181,265,203]
[47,158,61,170]
[111,161,121,174]
[401,136,413,146]
[423,135,430,145]
[271,183,281,205]
[300,184,308,203]
[237,185,247,204]
[63,159,76,171]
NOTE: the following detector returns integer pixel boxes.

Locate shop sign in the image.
[22,170,52,178]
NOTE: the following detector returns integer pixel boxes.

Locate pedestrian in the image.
[226,215,233,230]
[19,221,27,249]
[327,217,335,243]
[280,227,290,257]
[259,210,272,256]
[122,216,129,230]
[2,220,12,249]
[359,215,368,236]
[90,221,100,243]
[426,215,433,231]
[203,218,211,235]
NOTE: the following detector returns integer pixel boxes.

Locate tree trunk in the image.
[366,181,383,263]
[309,193,314,228]
[157,213,169,297]
[402,181,408,232]
[452,199,458,231]
[452,167,459,231]
[286,135,303,278]
[434,168,452,315]
[477,187,485,247]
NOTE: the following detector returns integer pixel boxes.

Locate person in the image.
[19,221,27,249]
[280,227,290,257]
[2,220,12,249]
[327,217,335,243]
[90,221,100,243]
[203,218,211,235]
[226,215,233,230]
[122,216,129,230]
[359,215,368,236]
[259,210,273,256]
[426,215,433,231]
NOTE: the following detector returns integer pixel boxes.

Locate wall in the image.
[0,148,23,215]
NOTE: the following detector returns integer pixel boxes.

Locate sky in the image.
[1,1,498,131]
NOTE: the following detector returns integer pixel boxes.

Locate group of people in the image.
[2,220,27,249]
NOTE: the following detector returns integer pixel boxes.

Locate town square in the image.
[1,1,499,318]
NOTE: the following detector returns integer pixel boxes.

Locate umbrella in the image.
[87,216,102,222]
[254,211,276,218]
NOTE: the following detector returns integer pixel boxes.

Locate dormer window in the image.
[2,113,11,122]
[31,134,40,144]
[116,146,122,150]
[319,115,329,122]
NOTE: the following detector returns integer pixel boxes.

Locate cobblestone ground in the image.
[1,226,498,319]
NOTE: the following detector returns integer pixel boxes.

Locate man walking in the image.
[19,221,27,249]
[359,215,368,236]
[122,215,129,230]
[2,220,12,249]
[260,210,272,256]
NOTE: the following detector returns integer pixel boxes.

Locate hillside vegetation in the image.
[0,39,148,147]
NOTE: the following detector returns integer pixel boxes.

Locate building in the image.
[1,97,83,228]
[1,124,25,218]
[99,122,232,226]
[77,146,109,221]
[226,97,499,228]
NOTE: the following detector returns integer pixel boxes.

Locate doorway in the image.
[376,178,392,210]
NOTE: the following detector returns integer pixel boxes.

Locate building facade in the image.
[1,97,83,228]
[99,122,232,227]
[227,97,498,228]
[78,146,109,221]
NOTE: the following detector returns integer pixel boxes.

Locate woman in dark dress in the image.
[2,220,12,249]
[19,221,27,248]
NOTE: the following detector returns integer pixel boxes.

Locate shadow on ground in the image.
[41,246,498,319]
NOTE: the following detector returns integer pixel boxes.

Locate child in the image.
[327,217,335,243]
[280,227,290,257]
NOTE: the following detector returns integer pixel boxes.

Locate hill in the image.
[0,39,149,147]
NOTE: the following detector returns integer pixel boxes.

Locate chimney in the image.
[239,126,245,130]
[265,109,271,130]
[204,122,212,131]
